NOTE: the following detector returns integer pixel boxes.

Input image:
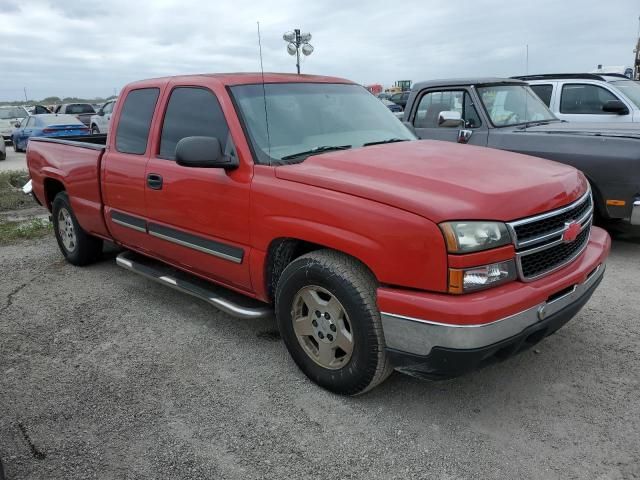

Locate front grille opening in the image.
[514,194,592,243]
[520,226,590,279]
[547,285,575,303]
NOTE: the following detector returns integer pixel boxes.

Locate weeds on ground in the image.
[0,170,32,211]
[0,170,51,244]
[0,218,52,245]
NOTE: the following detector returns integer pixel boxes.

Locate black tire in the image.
[0,151,5,161]
[275,250,393,395]
[13,140,22,153]
[91,124,100,134]
[52,191,103,265]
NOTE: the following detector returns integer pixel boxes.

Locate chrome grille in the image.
[507,190,593,281]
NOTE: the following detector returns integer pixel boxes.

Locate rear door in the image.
[102,86,163,249]
[410,88,489,146]
[142,82,252,291]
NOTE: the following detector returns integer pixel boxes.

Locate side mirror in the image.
[602,100,629,115]
[175,136,238,169]
[97,110,105,117]
[14,122,21,128]
[438,111,464,128]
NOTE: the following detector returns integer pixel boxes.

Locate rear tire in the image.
[52,192,103,266]
[275,250,393,395]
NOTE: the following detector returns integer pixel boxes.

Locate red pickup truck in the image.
[26,73,611,395]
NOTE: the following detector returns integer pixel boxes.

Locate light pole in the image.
[283,29,314,74]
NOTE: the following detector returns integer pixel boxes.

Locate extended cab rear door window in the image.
[159,87,229,160]
[115,88,160,154]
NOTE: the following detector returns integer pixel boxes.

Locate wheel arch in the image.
[43,177,66,211]
[264,237,377,303]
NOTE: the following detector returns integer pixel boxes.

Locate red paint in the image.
[27,72,610,325]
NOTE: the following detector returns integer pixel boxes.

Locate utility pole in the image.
[23,87,28,103]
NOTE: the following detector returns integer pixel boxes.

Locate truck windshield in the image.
[230,83,415,164]
[610,80,640,109]
[477,85,557,127]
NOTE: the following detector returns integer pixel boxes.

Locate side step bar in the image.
[116,251,273,319]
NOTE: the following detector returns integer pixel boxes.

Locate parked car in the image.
[0,135,6,160]
[515,73,640,123]
[403,78,640,225]
[0,105,29,144]
[90,99,117,134]
[12,114,90,152]
[377,92,391,100]
[381,98,402,113]
[53,103,96,126]
[389,91,410,109]
[26,73,609,395]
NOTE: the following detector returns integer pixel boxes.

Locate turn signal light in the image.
[448,260,517,294]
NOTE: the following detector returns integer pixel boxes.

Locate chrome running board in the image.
[116,251,272,319]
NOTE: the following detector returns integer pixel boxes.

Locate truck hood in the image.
[518,121,640,139]
[274,140,587,223]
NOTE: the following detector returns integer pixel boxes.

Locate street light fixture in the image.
[283,29,313,74]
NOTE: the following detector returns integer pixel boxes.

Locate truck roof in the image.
[126,72,354,88]
[412,78,526,90]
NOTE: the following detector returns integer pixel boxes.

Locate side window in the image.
[530,84,553,107]
[159,87,229,160]
[115,88,160,155]
[414,90,481,128]
[560,83,619,114]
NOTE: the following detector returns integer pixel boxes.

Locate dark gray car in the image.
[403,78,640,225]
[54,103,96,127]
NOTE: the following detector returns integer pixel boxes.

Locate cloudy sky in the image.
[0,0,638,101]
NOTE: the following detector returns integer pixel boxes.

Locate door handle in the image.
[147,173,163,190]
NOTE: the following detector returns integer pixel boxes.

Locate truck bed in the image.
[30,133,108,150]
[27,134,110,239]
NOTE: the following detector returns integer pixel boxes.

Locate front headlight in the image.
[440,221,511,253]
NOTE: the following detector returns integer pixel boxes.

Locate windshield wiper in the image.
[280,145,351,161]
[363,138,409,146]
[516,120,559,129]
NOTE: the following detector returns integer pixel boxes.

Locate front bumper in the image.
[379,227,610,379]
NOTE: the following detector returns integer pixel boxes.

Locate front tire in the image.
[91,124,100,134]
[52,192,103,265]
[275,250,392,395]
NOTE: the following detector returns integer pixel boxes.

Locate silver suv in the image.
[515,73,640,123]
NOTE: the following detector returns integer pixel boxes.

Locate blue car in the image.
[12,114,90,152]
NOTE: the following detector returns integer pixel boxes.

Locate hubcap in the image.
[291,285,354,370]
[57,208,76,252]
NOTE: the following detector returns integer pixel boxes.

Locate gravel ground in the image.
[1,229,639,479]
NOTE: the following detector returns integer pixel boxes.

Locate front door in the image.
[555,82,633,123]
[409,88,488,146]
[143,84,253,291]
